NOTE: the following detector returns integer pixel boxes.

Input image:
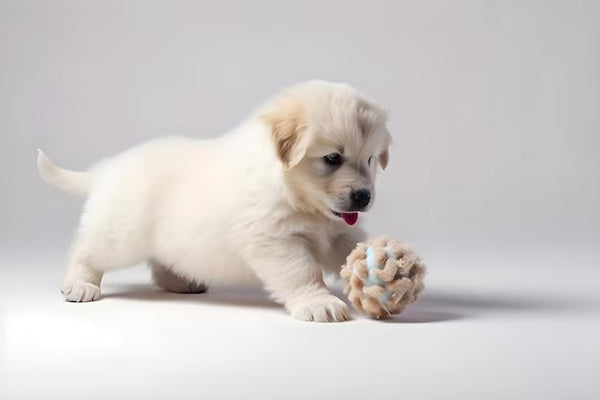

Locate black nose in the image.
[351,189,371,208]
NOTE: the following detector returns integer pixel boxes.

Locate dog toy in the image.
[340,237,426,319]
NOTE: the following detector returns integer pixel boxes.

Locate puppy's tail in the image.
[37,149,91,196]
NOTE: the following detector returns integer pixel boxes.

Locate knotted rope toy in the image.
[340,237,427,319]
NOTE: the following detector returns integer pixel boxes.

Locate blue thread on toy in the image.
[379,290,392,303]
[366,246,384,286]
[384,247,395,260]
[379,247,396,306]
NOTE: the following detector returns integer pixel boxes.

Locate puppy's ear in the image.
[263,98,309,170]
[378,128,392,170]
[379,149,389,170]
[358,99,391,171]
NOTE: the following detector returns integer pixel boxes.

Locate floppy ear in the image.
[263,98,309,170]
[379,149,389,170]
[378,128,392,170]
[357,99,391,171]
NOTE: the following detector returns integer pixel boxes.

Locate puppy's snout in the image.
[351,189,371,209]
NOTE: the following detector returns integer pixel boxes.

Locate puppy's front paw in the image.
[290,295,350,322]
[61,281,101,302]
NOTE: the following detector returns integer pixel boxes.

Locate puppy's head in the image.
[263,81,391,225]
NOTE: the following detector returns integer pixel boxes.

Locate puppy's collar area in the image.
[330,210,359,225]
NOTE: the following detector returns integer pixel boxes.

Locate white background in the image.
[1,1,599,399]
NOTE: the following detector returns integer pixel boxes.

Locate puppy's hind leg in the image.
[61,241,103,302]
[150,261,208,294]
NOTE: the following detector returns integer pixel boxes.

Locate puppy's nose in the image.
[351,189,371,208]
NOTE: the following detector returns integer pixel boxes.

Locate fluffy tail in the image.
[37,149,91,196]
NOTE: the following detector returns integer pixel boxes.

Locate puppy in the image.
[38,80,391,322]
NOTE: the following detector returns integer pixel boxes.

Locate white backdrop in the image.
[2,0,598,253]
[1,2,599,400]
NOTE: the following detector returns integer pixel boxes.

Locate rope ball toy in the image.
[340,237,427,319]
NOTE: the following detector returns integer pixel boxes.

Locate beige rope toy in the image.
[340,237,427,319]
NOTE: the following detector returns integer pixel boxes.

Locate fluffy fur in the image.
[38,80,392,322]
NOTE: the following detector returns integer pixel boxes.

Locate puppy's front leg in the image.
[244,236,350,322]
[320,227,367,277]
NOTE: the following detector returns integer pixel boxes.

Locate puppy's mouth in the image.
[330,210,359,225]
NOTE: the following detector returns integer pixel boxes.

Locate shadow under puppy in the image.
[38,80,392,322]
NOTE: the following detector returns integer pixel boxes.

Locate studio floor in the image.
[1,245,598,400]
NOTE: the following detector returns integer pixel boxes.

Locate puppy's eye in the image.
[368,156,375,166]
[323,153,343,166]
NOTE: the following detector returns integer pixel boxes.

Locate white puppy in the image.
[38,80,391,322]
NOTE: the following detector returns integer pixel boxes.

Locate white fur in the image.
[38,80,391,322]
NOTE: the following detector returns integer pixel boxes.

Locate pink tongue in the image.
[341,212,359,225]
